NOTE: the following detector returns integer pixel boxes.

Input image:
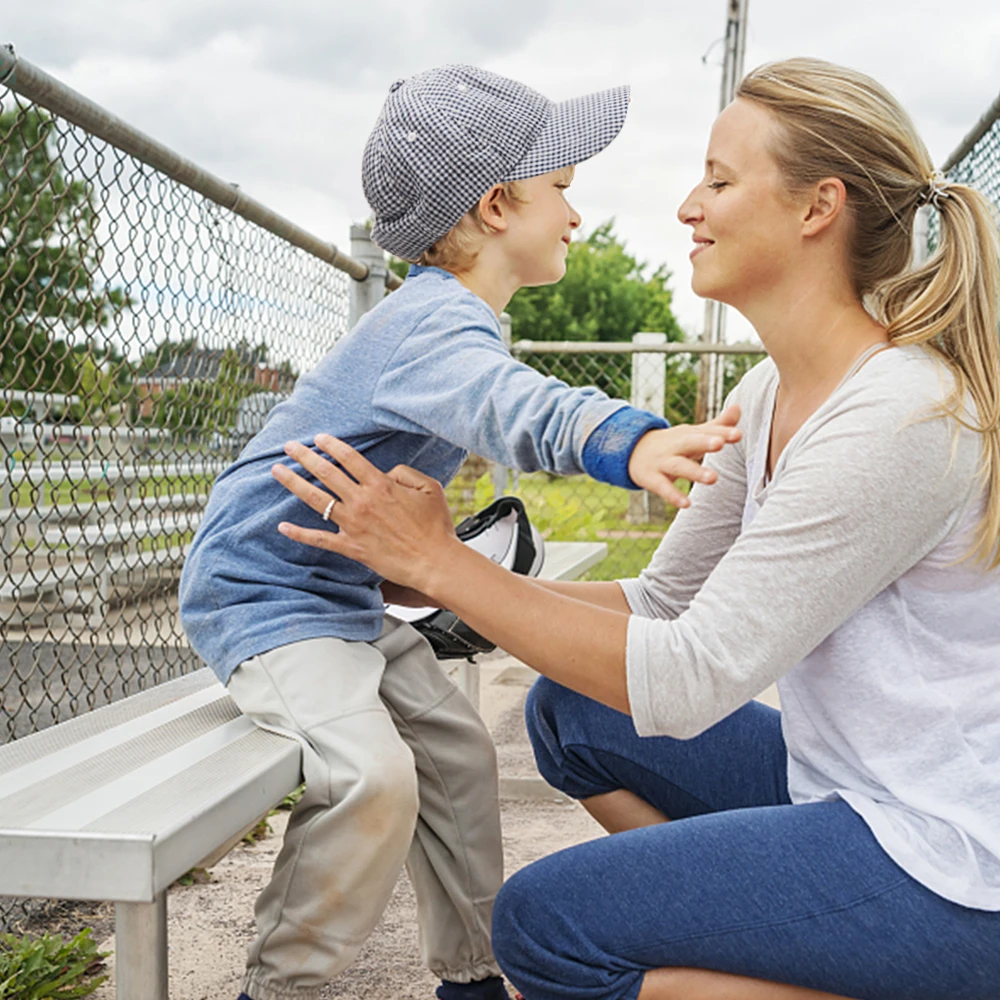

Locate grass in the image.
[445,467,683,581]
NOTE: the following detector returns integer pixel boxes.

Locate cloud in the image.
[5,0,562,85]
[6,0,1000,341]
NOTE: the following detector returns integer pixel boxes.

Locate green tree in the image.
[506,221,685,404]
[0,107,129,400]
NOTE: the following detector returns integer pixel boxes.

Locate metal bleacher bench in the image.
[0,539,605,1000]
[1,458,214,624]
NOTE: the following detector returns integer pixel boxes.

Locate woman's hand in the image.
[272,434,633,715]
[271,434,458,594]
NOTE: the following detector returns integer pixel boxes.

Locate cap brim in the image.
[502,84,630,182]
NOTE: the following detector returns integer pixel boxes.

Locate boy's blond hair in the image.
[416,181,527,272]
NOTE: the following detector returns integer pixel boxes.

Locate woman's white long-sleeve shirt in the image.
[620,345,1000,910]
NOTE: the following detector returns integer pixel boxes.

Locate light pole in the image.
[695,0,749,422]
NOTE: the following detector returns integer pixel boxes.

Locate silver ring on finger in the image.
[322,497,338,522]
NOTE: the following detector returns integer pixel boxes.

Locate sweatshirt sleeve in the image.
[371,301,664,479]
[626,372,983,740]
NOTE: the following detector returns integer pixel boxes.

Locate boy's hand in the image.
[627,404,742,508]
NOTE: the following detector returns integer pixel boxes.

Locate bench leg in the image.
[115,894,168,1000]
[456,659,481,713]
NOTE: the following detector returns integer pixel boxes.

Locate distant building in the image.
[133,346,290,417]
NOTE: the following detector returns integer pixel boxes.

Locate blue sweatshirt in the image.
[179,265,667,682]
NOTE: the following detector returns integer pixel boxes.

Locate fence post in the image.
[348,225,387,328]
[490,313,514,499]
[628,332,667,524]
[912,205,931,267]
[0,468,9,551]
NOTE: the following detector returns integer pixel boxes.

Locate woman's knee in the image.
[493,860,640,1000]
[491,868,550,992]
[524,677,575,782]
[525,678,622,800]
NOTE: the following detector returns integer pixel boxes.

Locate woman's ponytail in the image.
[875,184,1000,567]
[739,59,1000,569]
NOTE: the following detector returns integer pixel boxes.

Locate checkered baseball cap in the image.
[363,65,630,260]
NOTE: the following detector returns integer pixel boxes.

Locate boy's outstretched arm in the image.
[625,405,742,508]
[375,308,741,499]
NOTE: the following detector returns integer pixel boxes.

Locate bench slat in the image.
[541,541,607,582]
[41,515,202,548]
[28,717,249,832]
[0,545,191,602]
[0,685,228,804]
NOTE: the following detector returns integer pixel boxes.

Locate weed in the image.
[0,928,108,999]
[241,817,272,845]
[173,867,212,887]
[274,784,305,812]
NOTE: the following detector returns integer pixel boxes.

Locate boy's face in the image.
[504,166,581,287]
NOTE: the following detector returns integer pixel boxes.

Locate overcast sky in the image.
[5,0,999,342]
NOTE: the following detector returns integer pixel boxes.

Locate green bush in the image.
[0,929,108,999]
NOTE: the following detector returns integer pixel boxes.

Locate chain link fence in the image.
[943,91,1000,210]
[925,90,1000,253]
[0,52,370,931]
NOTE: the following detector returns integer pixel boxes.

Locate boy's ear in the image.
[477,184,509,234]
[802,176,847,237]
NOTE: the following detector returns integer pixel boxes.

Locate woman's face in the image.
[677,98,806,311]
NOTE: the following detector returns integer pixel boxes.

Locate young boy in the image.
[179,65,738,1000]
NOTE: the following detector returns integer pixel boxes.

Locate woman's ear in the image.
[477,184,509,234]
[802,177,847,237]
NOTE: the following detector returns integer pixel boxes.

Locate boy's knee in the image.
[464,713,499,770]
[358,745,420,823]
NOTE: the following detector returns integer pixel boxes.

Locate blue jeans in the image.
[491,679,1000,1000]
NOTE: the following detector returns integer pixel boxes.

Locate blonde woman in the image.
[273,59,1000,1000]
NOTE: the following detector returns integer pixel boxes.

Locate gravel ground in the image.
[83,654,604,1000]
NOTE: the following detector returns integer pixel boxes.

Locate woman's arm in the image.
[382,577,631,613]
[425,553,633,712]
[531,579,632,611]
[273,439,634,711]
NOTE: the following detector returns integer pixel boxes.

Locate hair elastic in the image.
[918,170,953,209]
